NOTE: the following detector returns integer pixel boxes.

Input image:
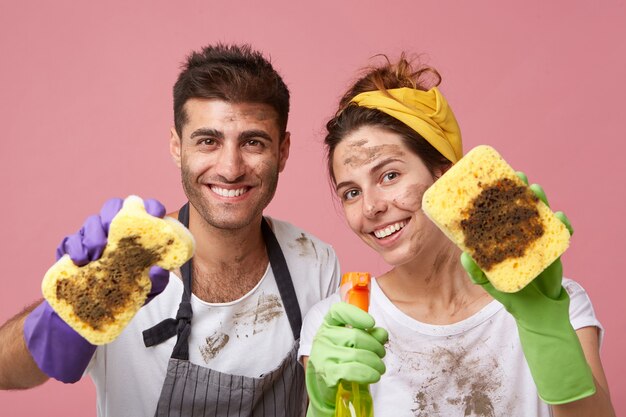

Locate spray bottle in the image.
[335,272,374,417]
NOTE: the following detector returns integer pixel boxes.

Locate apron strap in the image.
[143,204,193,359]
[142,203,302,360]
[261,219,302,340]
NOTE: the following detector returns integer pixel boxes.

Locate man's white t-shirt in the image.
[87,217,341,417]
[299,278,603,417]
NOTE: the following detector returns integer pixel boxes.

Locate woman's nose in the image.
[363,191,387,218]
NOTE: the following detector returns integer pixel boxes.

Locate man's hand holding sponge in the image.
[23,196,195,383]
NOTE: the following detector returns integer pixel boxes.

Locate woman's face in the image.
[332,125,444,266]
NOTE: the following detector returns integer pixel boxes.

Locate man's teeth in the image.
[374,221,407,239]
[211,186,248,197]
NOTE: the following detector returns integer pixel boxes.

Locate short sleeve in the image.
[563,278,604,347]
[298,294,339,362]
[325,249,341,297]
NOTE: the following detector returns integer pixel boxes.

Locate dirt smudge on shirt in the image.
[199,331,230,362]
[233,292,284,335]
[387,340,500,417]
[288,233,318,258]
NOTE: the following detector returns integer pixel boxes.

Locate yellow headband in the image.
[350,87,463,163]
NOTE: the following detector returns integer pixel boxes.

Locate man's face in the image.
[170,99,290,231]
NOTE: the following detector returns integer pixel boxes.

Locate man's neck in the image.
[185,207,269,303]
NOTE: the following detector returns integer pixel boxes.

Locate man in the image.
[0,44,340,417]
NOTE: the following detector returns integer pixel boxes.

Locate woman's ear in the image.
[433,162,453,180]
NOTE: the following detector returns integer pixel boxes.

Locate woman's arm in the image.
[552,326,615,417]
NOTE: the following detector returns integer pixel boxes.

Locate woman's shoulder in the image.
[305,292,342,320]
[562,277,589,298]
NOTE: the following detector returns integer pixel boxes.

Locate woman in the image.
[299,55,615,417]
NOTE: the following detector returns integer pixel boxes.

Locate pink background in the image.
[1,1,624,415]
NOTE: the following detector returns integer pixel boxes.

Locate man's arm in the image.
[0,300,49,390]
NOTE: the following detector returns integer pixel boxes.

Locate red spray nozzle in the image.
[340,272,371,312]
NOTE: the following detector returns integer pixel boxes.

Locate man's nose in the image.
[215,143,245,182]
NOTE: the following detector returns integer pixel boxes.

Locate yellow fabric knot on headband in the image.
[350,87,463,163]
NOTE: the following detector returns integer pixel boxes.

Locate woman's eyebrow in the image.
[369,157,401,175]
[335,180,356,192]
[335,158,402,192]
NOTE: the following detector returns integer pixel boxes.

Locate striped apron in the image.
[143,204,306,417]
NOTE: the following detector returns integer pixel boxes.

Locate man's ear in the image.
[278,132,291,173]
[169,127,182,168]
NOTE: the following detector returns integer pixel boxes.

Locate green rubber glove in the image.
[461,173,595,404]
[306,302,389,417]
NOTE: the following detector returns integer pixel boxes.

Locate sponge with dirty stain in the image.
[422,145,570,293]
[42,195,195,344]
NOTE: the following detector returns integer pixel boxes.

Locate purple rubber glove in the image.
[24,301,95,383]
[24,197,169,383]
[55,197,169,299]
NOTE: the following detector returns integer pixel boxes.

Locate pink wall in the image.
[1,1,624,414]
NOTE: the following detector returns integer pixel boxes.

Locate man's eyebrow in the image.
[335,158,402,192]
[190,128,224,139]
[239,130,273,142]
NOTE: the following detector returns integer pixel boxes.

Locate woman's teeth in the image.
[373,221,407,238]
[211,186,248,197]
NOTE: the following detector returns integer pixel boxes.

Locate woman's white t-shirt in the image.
[299,278,602,417]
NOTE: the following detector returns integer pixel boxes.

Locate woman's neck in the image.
[376,240,492,325]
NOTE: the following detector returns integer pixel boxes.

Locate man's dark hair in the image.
[173,44,290,139]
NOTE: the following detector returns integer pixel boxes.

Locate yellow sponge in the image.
[42,195,195,344]
[422,145,570,292]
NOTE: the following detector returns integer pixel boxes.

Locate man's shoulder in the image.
[267,216,335,254]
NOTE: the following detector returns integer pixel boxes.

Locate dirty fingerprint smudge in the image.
[411,390,441,417]
[406,345,499,417]
[233,293,284,336]
[463,390,495,417]
[411,392,427,415]
[343,144,404,168]
[252,293,284,333]
[295,233,318,258]
[199,332,230,363]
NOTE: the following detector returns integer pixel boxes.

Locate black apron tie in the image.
[142,203,194,356]
[142,203,302,360]
[142,300,192,348]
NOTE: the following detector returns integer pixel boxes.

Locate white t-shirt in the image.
[87,217,341,417]
[299,278,603,417]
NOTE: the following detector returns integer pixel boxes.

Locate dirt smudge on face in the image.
[343,142,404,168]
[393,183,430,212]
[199,331,230,362]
